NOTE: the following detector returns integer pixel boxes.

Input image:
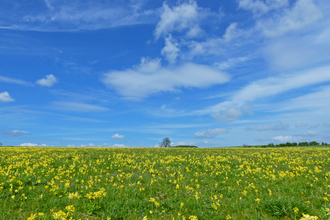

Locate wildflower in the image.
[68,192,81,199]
[52,210,67,220]
[189,215,198,220]
[226,214,232,220]
[300,213,319,220]
[255,198,260,204]
[294,207,299,214]
[27,213,37,220]
[65,205,75,215]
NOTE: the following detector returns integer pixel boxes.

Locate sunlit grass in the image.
[0,147,329,219]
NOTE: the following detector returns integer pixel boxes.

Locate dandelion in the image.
[255,198,260,204]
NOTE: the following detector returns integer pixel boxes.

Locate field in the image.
[1,147,330,220]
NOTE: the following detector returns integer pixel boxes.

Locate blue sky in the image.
[0,0,330,147]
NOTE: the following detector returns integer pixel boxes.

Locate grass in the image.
[0,147,329,219]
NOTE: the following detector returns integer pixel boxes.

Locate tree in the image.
[0,142,2,147]
[160,137,171,148]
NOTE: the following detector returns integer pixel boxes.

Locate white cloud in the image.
[112,144,126,148]
[20,143,38,147]
[112,133,124,139]
[36,74,58,87]
[223,23,242,42]
[211,107,242,122]
[154,0,205,39]
[198,65,330,115]
[161,34,180,64]
[272,135,295,142]
[0,91,15,102]
[1,130,29,136]
[214,56,249,70]
[238,0,289,16]
[186,24,204,38]
[302,131,319,137]
[67,144,75,147]
[276,86,330,111]
[102,58,230,99]
[194,128,228,138]
[52,101,109,112]
[257,0,323,37]
[3,1,158,31]
[0,75,34,86]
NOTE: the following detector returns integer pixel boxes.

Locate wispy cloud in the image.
[1,130,30,136]
[194,128,228,138]
[0,0,158,31]
[245,122,289,131]
[196,65,330,115]
[0,75,34,86]
[238,0,289,16]
[52,101,109,112]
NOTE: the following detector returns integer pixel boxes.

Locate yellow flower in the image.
[226,214,232,220]
[255,198,260,204]
[300,213,319,220]
[293,207,299,214]
[27,213,37,220]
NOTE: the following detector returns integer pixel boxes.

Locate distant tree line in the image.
[171,145,198,148]
[244,141,328,148]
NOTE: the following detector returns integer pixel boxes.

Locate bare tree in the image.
[159,137,171,148]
